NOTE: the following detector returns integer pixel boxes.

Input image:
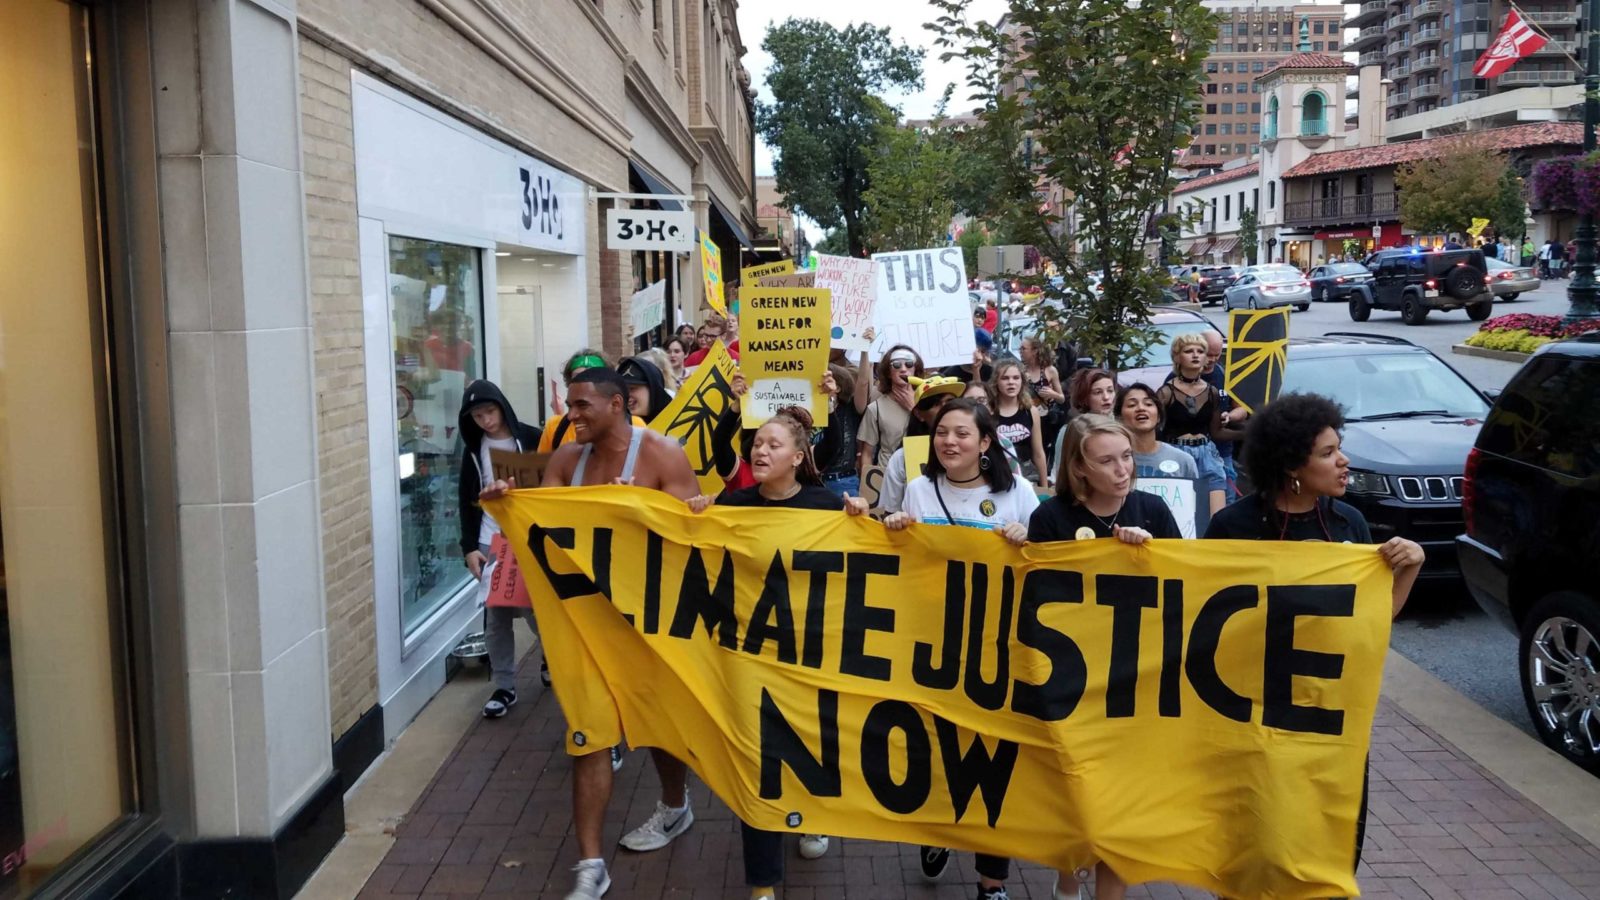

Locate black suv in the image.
[1194,266,1237,305]
[1458,334,1600,770]
[1347,248,1493,325]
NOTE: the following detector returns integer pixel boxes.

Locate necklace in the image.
[763,482,803,502]
[1176,371,1204,385]
[1088,497,1125,532]
[948,471,984,486]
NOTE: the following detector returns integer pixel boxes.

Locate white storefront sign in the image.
[630,279,667,336]
[607,208,695,251]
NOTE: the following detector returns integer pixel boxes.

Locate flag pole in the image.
[1506,1,1585,70]
[1566,0,1600,320]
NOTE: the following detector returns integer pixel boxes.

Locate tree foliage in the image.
[1238,206,1259,266]
[1491,166,1529,241]
[957,227,991,275]
[928,0,1216,369]
[1396,137,1519,237]
[863,119,965,252]
[756,20,922,258]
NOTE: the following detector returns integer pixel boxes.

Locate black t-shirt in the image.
[1202,493,1372,543]
[714,484,842,510]
[1028,491,1183,542]
[819,403,862,478]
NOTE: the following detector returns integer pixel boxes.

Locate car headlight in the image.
[1346,470,1390,495]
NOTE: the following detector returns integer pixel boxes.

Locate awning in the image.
[1211,236,1240,256]
[627,161,685,211]
[1187,239,1212,258]
[710,194,755,248]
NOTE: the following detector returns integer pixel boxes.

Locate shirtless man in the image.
[481,368,700,900]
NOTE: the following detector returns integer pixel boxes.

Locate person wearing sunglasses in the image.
[858,345,925,479]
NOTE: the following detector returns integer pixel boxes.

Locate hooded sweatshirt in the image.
[457,380,542,556]
[616,356,674,425]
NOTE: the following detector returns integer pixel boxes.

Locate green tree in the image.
[815,228,851,256]
[929,0,1216,369]
[1238,206,1259,266]
[957,226,991,275]
[1491,167,1529,241]
[1396,136,1517,237]
[863,121,964,252]
[757,20,922,258]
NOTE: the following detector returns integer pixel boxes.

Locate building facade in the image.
[1173,162,1263,264]
[0,1,754,898]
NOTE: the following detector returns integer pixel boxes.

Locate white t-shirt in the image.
[478,436,518,545]
[902,475,1040,530]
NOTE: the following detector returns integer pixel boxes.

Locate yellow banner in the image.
[700,231,727,317]
[1468,217,1490,240]
[651,342,736,495]
[742,259,795,283]
[486,487,1393,899]
[903,435,929,483]
[739,287,832,430]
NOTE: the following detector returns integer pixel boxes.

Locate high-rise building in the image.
[1343,0,1583,118]
[1185,1,1347,169]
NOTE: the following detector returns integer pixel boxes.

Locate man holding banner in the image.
[481,368,703,900]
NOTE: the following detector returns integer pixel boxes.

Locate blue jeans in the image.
[1175,440,1227,498]
[823,474,859,498]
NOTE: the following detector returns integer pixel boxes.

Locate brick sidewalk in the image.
[352,659,1600,900]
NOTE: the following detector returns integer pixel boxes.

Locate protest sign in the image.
[651,341,737,495]
[814,254,877,352]
[699,231,727,317]
[870,247,976,367]
[487,487,1392,900]
[1226,307,1289,415]
[740,287,832,429]
[630,279,667,337]
[902,435,929,484]
[488,448,553,489]
[742,260,795,283]
[1134,476,1207,539]
[756,272,815,288]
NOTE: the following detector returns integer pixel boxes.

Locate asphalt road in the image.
[1196,279,1583,742]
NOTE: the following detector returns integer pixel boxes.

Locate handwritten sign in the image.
[630,279,667,337]
[740,287,832,429]
[741,260,795,283]
[699,231,726,317]
[1134,476,1207,539]
[870,247,975,367]
[489,448,554,489]
[815,254,877,352]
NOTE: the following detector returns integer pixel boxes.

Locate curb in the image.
[1382,649,1600,848]
[1451,343,1531,363]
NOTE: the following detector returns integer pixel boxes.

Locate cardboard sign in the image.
[742,260,795,283]
[699,231,727,317]
[757,272,816,288]
[630,279,667,337]
[740,287,832,429]
[870,247,976,367]
[1134,476,1208,540]
[488,448,553,488]
[1225,307,1289,415]
[814,254,877,352]
[903,435,930,484]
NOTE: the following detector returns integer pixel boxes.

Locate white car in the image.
[1485,256,1540,299]
[1223,269,1312,311]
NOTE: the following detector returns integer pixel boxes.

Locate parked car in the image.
[1223,269,1312,311]
[1280,333,1490,580]
[1347,247,1493,325]
[1307,262,1374,302]
[1457,335,1600,770]
[1194,266,1238,305]
[1485,256,1540,300]
[1236,263,1305,280]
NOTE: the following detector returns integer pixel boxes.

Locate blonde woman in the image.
[637,346,679,393]
[990,359,1050,490]
[1153,333,1242,514]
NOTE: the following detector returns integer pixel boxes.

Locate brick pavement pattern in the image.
[355,657,1600,900]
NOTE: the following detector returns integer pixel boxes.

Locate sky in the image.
[736,0,1010,243]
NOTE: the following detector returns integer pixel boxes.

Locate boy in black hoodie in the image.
[617,356,674,424]
[457,380,544,718]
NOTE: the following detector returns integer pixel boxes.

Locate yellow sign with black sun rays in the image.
[1225,307,1290,416]
[652,340,737,495]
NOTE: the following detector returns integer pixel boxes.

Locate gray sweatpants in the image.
[480,542,538,691]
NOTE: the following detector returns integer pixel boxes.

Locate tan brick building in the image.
[0,0,755,897]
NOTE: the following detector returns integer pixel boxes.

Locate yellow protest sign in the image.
[1225,306,1289,415]
[1468,217,1491,240]
[651,341,736,495]
[903,435,929,483]
[700,231,727,317]
[742,259,795,283]
[739,287,832,430]
[485,487,1393,900]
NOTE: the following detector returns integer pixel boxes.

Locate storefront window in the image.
[0,0,136,890]
[389,237,484,635]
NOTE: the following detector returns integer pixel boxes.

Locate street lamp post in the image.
[1567,0,1600,320]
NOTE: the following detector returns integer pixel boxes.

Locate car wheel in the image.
[1312,286,1324,302]
[1296,303,1310,312]
[1349,294,1371,322]
[1503,292,1520,301]
[1443,265,1483,300]
[1401,293,1429,325]
[1520,593,1600,774]
[1468,300,1493,321]
[1247,294,1258,310]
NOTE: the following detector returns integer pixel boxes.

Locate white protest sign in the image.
[629,279,667,337]
[1135,476,1207,540]
[814,254,877,352]
[869,247,976,367]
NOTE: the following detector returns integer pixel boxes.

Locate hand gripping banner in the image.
[485,487,1394,899]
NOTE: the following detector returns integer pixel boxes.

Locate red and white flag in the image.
[1473,9,1548,78]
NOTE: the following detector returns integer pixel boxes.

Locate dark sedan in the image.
[1278,334,1490,579]
[1307,262,1373,302]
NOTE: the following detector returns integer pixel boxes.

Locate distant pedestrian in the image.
[1522,237,1536,267]
[1481,239,1497,260]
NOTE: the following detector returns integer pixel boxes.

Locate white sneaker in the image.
[618,799,694,851]
[564,859,610,899]
[610,745,625,772]
[1052,870,1093,900]
[798,833,829,859]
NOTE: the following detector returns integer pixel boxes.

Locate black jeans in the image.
[741,822,783,887]
[919,846,1010,881]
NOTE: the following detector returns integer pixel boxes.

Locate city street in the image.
[1200,279,1579,743]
